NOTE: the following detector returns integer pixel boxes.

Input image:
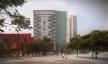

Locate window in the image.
[48,32,52,36]
[43,28,46,31]
[37,20,41,22]
[43,21,46,24]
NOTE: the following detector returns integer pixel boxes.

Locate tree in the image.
[0,0,31,32]
[0,0,32,57]
[89,30,108,59]
[67,30,108,59]
[67,35,82,58]
[24,37,54,56]
[0,39,11,57]
[34,37,53,55]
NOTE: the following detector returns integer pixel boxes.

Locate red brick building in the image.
[0,33,34,50]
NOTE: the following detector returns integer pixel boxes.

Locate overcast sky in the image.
[4,0,108,35]
[68,0,108,35]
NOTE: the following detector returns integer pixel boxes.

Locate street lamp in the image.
[15,28,22,56]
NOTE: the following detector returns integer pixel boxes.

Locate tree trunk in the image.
[77,48,79,58]
[91,50,94,59]
[95,50,98,59]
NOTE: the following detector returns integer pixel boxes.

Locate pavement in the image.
[0,52,108,64]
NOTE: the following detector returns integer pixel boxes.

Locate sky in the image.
[68,0,108,35]
[3,0,108,35]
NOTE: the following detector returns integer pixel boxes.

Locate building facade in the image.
[33,10,56,43]
[0,33,34,50]
[33,10,67,51]
[70,15,77,39]
[33,10,77,51]
[66,15,77,43]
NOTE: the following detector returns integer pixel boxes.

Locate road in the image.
[0,52,108,64]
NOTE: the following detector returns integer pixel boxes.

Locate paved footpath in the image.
[0,53,108,64]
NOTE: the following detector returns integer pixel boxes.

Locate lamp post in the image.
[15,28,22,56]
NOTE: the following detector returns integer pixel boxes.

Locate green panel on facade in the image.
[56,11,67,51]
